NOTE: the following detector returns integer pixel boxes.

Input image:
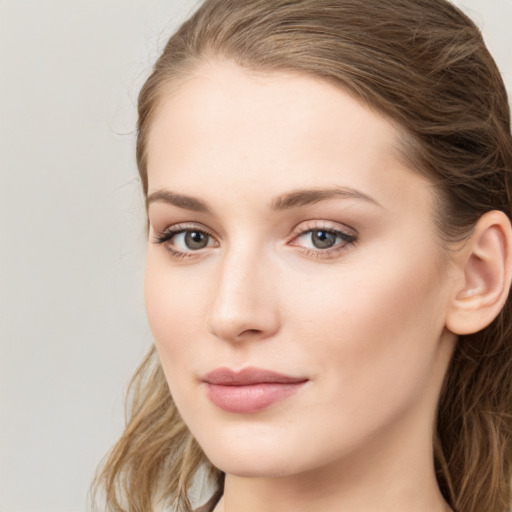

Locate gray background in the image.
[1,1,511,511]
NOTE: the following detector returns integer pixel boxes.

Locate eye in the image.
[175,230,211,250]
[153,224,218,257]
[290,224,357,256]
[309,229,340,249]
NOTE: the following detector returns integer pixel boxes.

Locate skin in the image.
[144,60,457,512]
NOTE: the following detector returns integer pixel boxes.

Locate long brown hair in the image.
[92,1,512,511]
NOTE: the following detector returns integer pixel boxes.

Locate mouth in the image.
[202,367,308,413]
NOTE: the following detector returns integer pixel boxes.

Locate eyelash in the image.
[289,221,357,259]
[153,222,357,260]
[153,223,214,260]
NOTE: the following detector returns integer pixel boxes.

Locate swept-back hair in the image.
[93,1,512,511]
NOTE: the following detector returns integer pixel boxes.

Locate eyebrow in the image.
[270,187,381,210]
[146,190,211,213]
[146,186,381,213]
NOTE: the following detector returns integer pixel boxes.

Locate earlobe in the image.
[446,210,512,336]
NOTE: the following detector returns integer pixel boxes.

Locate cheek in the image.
[285,242,447,406]
[144,254,207,376]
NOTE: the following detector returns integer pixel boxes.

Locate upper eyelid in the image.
[290,220,357,238]
[154,222,217,238]
[155,220,354,234]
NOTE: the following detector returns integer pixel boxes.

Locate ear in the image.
[446,210,512,335]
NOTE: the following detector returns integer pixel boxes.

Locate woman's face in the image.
[145,60,457,478]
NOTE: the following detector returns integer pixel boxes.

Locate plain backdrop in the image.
[1,1,511,511]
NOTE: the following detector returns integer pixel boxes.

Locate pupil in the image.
[312,230,336,249]
[185,231,208,249]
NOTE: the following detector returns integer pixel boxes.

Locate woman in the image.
[93,1,512,511]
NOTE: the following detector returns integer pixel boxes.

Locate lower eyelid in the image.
[294,244,352,260]
[164,246,192,260]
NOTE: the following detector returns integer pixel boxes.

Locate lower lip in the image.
[205,382,306,413]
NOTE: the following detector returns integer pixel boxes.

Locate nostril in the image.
[238,328,262,337]
[227,327,267,341]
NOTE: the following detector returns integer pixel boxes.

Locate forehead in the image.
[146,59,433,216]
[148,60,399,163]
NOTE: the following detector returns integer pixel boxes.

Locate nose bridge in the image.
[206,240,279,342]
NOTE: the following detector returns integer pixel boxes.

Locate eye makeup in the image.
[152,219,358,261]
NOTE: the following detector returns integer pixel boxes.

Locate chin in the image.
[195,427,304,478]
[206,451,297,479]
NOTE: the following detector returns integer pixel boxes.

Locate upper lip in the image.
[203,366,308,386]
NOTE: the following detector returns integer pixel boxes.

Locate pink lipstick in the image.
[202,367,308,413]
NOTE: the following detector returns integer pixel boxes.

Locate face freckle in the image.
[144,59,457,481]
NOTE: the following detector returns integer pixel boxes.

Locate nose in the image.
[206,247,280,343]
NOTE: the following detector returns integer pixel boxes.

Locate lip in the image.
[202,367,308,413]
